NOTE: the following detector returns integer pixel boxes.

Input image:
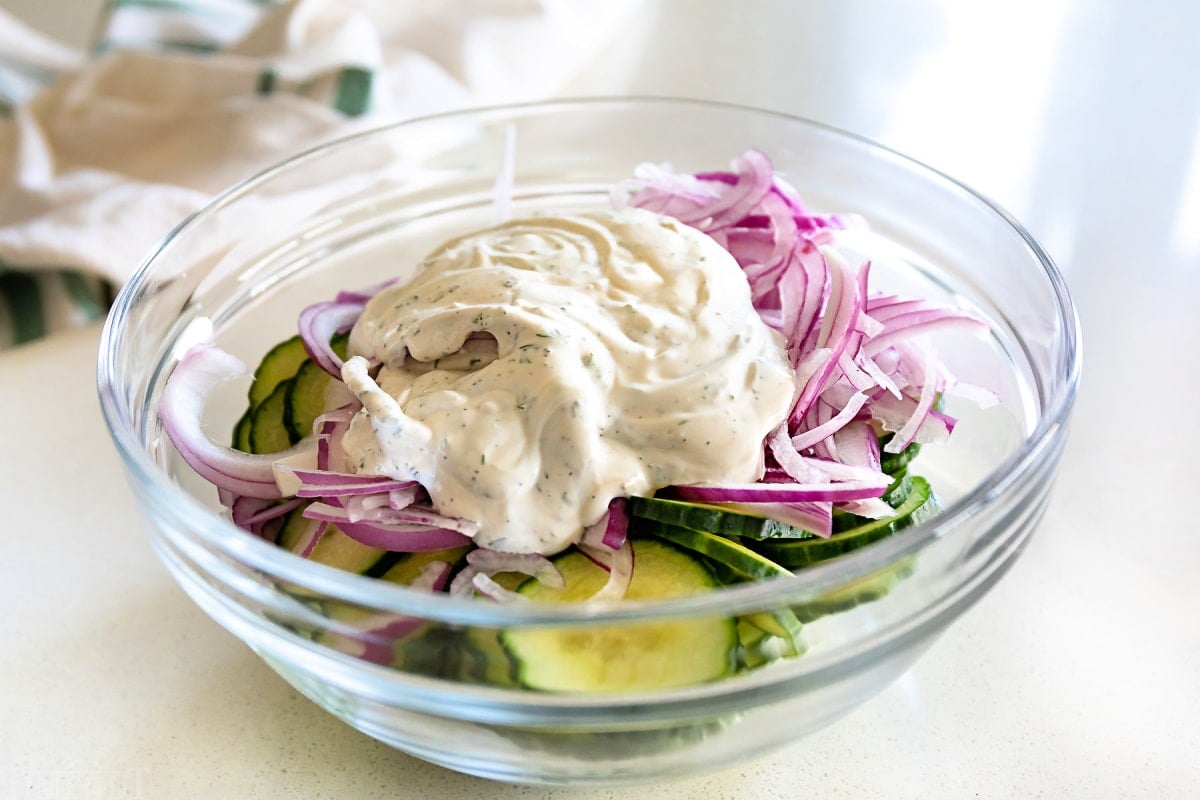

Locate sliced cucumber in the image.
[283,334,348,441]
[691,551,804,655]
[792,557,916,623]
[736,618,804,669]
[502,539,736,692]
[248,335,310,409]
[755,476,932,569]
[643,524,792,582]
[249,378,295,454]
[460,627,520,687]
[283,360,332,441]
[629,496,816,540]
[879,436,921,476]
[232,408,253,452]
[642,527,802,658]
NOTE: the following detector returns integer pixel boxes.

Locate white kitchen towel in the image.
[0,0,641,348]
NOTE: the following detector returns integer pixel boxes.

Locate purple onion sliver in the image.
[667,482,886,504]
[577,539,634,602]
[344,491,393,523]
[297,300,365,377]
[336,520,472,552]
[234,496,305,529]
[366,506,480,536]
[159,344,309,499]
[466,549,563,588]
[301,502,473,551]
[387,485,422,510]
[599,497,630,551]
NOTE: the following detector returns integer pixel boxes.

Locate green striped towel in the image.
[0,0,280,349]
[0,0,643,350]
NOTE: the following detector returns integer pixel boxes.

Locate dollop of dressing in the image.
[342,208,795,553]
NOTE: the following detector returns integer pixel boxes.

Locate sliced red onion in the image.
[801,456,890,486]
[335,278,397,305]
[580,498,630,551]
[314,405,356,472]
[338,520,471,552]
[449,548,564,599]
[388,485,423,509]
[789,243,832,359]
[352,561,450,664]
[942,372,1001,408]
[231,495,305,535]
[282,468,418,498]
[297,299,365,377]
[577,539,635,602]
[353,616,424,664]
[858,352,902,399]
[466,549,564,589]
[790,391,868,452]
[343,491,393,523]
[768,424,825,483]
[862,312,989,357]
[448,565,480,596]
[667,482,886,504]
[159,344,312,499]
[471,573,530,602]
[302,503,471,551]
[838,351,875,392]
[872,392,954,451]
[838,498,897,520]
[229,495,274,526]
[411,560,453,592]
[362,506,480,536]
[700,149,776,228]
[285,517,327,559]
[829,421,882,472]
[888,347,942,453]
[789,255,863,425]
[609,152,993,544]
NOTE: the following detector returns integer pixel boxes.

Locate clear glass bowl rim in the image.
[96,96,1082,627]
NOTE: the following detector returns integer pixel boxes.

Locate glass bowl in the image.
[97,98,1080,787]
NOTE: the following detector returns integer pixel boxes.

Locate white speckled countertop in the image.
[3,1,1198,797]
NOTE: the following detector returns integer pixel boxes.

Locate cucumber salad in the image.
[160,150,992,691]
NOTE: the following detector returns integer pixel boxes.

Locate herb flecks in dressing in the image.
[341,208,795,554]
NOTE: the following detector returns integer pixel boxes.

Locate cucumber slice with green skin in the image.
[697,555,804,653]
[792,557,916,623]
[737,619,774,670]
[283,333,349,441]
[879,436,921,476]
[736,618,805,668]
[248,335,310,409]
[232,408,253,452]
[640,526,801,656]
[502,539,737,693]
[284,360,333,441]
[755,476,932,569]
[275,506,400,577]
[629,496,817,540]
[249,378,295,454]
[643,524,792,582]
[460,627,520,687]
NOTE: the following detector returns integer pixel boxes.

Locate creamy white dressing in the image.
[341,208,795,554]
